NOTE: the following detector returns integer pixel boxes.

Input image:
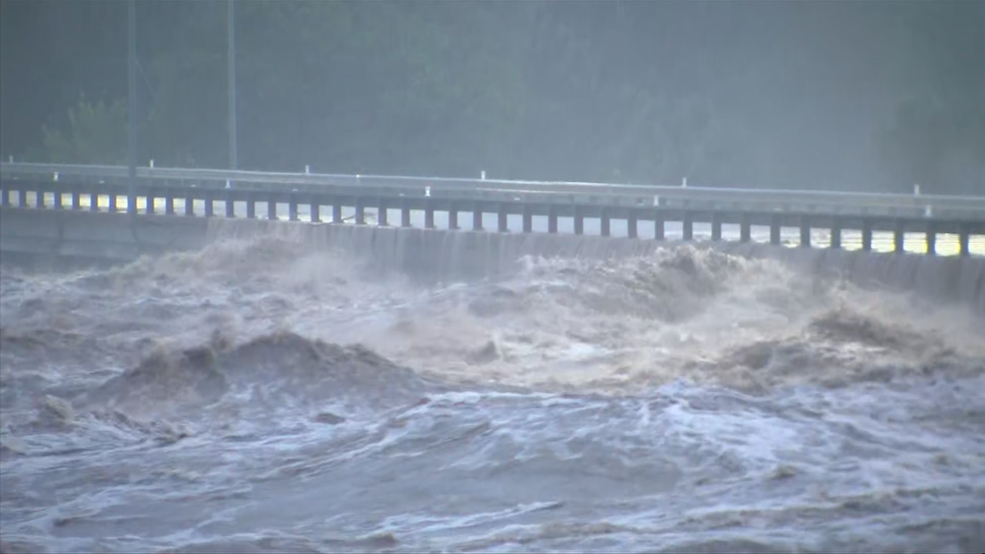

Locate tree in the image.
[39,100,128,165]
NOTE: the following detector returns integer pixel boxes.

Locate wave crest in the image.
[83,331,438,421]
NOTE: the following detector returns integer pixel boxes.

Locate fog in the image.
[1,1,983,190]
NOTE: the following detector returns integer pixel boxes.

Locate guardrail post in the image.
[473,204,482,231]
[740,212,751,242]
[711,212,722,241]
[574,206,584,235]
[830,217,842,249]
[225,190,235,218]
[424,200,435,229]
[770,214,781,245]
[893,220,904,254]
[861,219,873,252]
[355,199,365,225]
[268,193,278,220]
[799,215,811,247]
[378,199,389,226]
[628,210,638,239]
[449,201,458,230]
[522,204,533,233]
[654,209,665,240]
[959,224,970,257]
[309,195,319,223]
[682,211,693,241]
[288,193,298,221]
[925,222,936,256]
[548,205,558,233]
[601,208,610,237]
[204,190,214,217]
[498,203,508,233]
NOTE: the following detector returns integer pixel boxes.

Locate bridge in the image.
[1,162,984,257]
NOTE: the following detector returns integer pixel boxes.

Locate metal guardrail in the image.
[2,161,984,219]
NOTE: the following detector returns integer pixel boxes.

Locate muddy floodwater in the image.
[2,232,984,553]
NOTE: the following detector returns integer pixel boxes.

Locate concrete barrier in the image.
[0,208,208,263]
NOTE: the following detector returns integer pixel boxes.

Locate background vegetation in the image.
[1,1,982,193]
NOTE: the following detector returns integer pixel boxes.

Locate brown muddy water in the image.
[1,230,983,553]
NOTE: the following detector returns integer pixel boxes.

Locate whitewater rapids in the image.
[1,233,983,553]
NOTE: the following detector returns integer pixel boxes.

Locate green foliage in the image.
[41,100,128,165]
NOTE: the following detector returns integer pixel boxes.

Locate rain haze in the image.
[1,1,984,553]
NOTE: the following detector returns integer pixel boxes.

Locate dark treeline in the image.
[1,0,982,193]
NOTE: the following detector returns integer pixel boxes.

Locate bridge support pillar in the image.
[926,223,936,256]
[401,200,411,227]
[448,203,458,230]
[108,191,117,213]
[225,191,235,218]
[682,211,693,241]
[53,188,63,210]
[740,213,751,242]
[711,212,722,241]
[333,201,343,224]
[378,199,388,226]
[893,220,905,254]
[72,189,81,211]
[800,215,811,247]
[0,184,7,208]
[309,197,319,223]
[288,195,298,221]
[548,206,558,233]
[245,193,254,219]
[601,209,610,237]
[425,201,435,229]
[18,189,27,209]
[523,205,532,233]
[830,218,841,249]
[959,224,970,257]
[204,192,214,218]
[146,190,154,214]
[38,188,46,209]
[355,200,365,225]
[268,194,278,220]
[473,205,482,231]
[574,207,584,235]
[498,203,508,233]
[627,211,638,239]
[654,210,664,240]
[861,220,873,252]
[770,214,781,246]
[187,192,196,216]
[375,201,387,226]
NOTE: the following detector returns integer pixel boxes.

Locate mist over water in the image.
[2,227,984,553]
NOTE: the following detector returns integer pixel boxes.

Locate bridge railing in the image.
[2,161,984,221]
